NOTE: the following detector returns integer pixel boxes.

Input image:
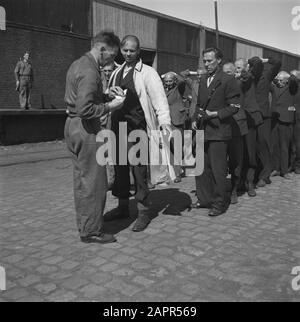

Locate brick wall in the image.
[0,27,90,109]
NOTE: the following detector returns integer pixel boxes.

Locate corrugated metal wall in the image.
[236,42,263,60]
[93,1,157,50]
[2,0,90,34]
[157,52,199,75]
[157,18,200,73]
[282,54,299,72]
[205,31,236,63]
[263,47,283,62]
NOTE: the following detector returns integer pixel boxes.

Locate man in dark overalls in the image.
[14,52,34,109]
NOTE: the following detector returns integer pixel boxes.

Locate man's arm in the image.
[263,57,282,82]
[218,77,240,119]
[289,74,299,96]
[14,62,21,82]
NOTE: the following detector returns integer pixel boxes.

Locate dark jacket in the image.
[64,52,109,120]
[232,107,249,137]
[271,75,299,124]
[256,57,282,118]
[165,81,187,126]
[14,60,34,83]
[193,69,240,141]
[238,59,264,127]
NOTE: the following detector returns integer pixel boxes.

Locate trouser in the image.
[243,126,257,183]
[64,117,107,238]
[19,78,32,109]
[293,115,300,170]
[171,124,184,177]
[195,140,229,211]
[228,135,244,191]
[271,120,293,175]
[257,118,272,180]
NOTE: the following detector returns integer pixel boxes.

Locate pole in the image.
[214,1,219,48]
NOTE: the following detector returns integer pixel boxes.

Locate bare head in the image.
[120,35,140,65]
[102,62,115,81]
[23,52,30,61]
[202,47,223,75]
[197,68,207,80]
[235,58,248,74]
[223,62,236,76]
[91,30,120,67]
[276,71,290,87]
[164,72,177,89]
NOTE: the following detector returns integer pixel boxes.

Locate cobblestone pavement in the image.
[0,157,300,302]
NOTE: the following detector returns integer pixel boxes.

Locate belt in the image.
[20,75,31,77]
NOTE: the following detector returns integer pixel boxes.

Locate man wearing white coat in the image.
[106,35,175,232]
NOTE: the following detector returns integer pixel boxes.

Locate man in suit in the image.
[14,51,34,109]
[256,57,282,186]
[191,47,240,216]
[64,31,125,244]
[270,71,298,179]
[223,62,249,204]
[290,70,300,174]
[235,57,264,197]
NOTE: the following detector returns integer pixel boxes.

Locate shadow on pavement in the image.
[103,188,192,234]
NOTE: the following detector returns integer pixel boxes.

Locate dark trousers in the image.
[271,120,293,175]
[171,124,184,177]
[294,116,300,170]
[228,135,244,190]
[112,139,149,203]
[243,126,257,183]
[19,78,32,109]
[195,141,229,211]
[257,118,272,180]
[64,117,107,238]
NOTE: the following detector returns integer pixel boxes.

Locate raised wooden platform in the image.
[0,109,68,145]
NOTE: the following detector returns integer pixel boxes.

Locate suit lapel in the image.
[277,86,288,99]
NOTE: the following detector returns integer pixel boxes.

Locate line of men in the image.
[170,49,299,217]
[64,29,299,244]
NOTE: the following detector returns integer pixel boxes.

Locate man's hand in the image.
[261,58,269,64]
[107,96,125,112]
[160,124,172,136]
[191,121,198,130]
[108,86,124,99]
[180,69,190,78]
[205,110,218,118]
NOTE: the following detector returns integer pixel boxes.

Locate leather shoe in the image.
[208,208,225,217]
[230,191,238,204]
[174,177,182,183]
[104,207,130,222]
[80,233,117,244]
[282,173,292,180]
[270,170,280,177]
[265,177,272,184]
[247,182,256,197]
[190,201,210,209]
[132,215,151,232]
[257,179,266,187]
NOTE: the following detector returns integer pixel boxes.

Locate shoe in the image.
[247,182,256,197]
[270,170,280,177]
[132,215,151,232]
[148,182,155,189]
[174,177,182,183]
[80,233,117,244]
[257,179,266,188]
[265,177,272,184]
[190,201,210,209]
[282,173,292,180]
[230,191,238,204]
[295,168,300,174]
[208,208,225,217]
[104,198,130,222]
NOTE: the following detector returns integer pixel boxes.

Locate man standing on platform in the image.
[14,52,34,109]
